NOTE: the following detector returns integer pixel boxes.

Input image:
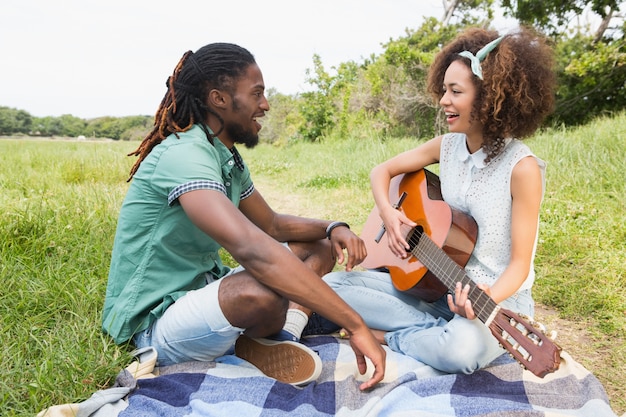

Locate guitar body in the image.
[360,169,478,302]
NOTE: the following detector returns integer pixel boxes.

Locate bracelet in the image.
[325,221,350,240]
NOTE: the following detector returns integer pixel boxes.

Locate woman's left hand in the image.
[447,282,492,319]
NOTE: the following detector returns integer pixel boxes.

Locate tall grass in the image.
[1,113,624,415]
[1,140,134,415]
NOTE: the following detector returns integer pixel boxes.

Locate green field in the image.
[1,113,624,415]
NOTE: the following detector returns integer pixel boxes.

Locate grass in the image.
[1,113,624,415]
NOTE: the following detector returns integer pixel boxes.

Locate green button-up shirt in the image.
[102,125,253,344]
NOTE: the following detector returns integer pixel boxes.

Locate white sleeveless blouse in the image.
[439,133,545,291]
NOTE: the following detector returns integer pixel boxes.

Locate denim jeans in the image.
[323,269,534,374]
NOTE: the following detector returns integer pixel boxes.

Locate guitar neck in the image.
[409,229,499,324]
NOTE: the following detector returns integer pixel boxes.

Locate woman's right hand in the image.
[379,206,416,259]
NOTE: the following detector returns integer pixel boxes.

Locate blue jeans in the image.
[322,269,534,374]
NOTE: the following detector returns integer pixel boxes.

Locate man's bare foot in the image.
[339,328,387,345]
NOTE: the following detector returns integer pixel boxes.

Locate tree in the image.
[32,116,63,136]
[500,0,624,39]
[552,29,626,125]
[361,18,464,138]
[58,114,87,137]
[442,0,495,26]
[261,88,303,145]
[0,107,32,135]
[115,116,152,141]
[500,1,625,124]
[298,55,336,141]
[84,116,151,140]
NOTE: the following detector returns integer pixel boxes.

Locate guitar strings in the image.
[407,230,497,322]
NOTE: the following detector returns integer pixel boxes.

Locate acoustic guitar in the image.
[360,169,562,378]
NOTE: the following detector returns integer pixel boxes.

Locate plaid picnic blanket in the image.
[112,335,617,417]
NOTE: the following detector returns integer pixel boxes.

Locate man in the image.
[102,43,385,389]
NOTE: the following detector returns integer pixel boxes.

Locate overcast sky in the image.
[0,0,449,119]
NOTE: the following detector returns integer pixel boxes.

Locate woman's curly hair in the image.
[127,43,256,180]
[427,26,557,162]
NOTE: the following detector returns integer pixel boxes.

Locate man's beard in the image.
[225,121,259,149]
[226,98,259,149]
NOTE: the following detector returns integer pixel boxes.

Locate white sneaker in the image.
[234,335,322,386]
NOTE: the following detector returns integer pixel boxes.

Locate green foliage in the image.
[0,107,152,140]
[444,0,496,26]
[261,88,303,145]
[500,0,626,127]
[361,18,461,139]
[298,54,337,141]
[86,115,152,140]
[33,114,87,137]
[501,0,622,35]
[552,31,626,125]
[0,106,32,135]
[32,115,64,136]
[383,19,445,73]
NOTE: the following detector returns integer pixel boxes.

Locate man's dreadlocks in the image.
[127,43,256,180]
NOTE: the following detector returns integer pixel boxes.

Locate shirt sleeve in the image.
[150,139,226,205]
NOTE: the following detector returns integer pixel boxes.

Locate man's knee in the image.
[219,274,288,332]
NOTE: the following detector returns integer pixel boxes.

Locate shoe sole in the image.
[234,335,322,386]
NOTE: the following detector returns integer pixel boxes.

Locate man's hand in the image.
[329,227,367,271]
[345,327,386,390]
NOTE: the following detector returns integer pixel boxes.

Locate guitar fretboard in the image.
[408,229,499,324]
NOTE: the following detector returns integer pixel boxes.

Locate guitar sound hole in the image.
[406,226,424,253]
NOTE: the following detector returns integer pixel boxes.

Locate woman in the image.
[323,26,557,374]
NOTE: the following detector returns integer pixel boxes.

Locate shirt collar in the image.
[457,140,488,169]
[195,123,245,172]
[230,147,245,171]
[456,137,513,169]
